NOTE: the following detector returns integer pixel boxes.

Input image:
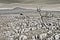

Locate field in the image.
[0,7,60,40]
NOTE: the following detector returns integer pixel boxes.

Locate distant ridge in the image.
[0,7,37,14]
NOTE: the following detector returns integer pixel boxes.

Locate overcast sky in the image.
[0,0,60,4]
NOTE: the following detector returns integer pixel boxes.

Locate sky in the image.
[0,0,60,4]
